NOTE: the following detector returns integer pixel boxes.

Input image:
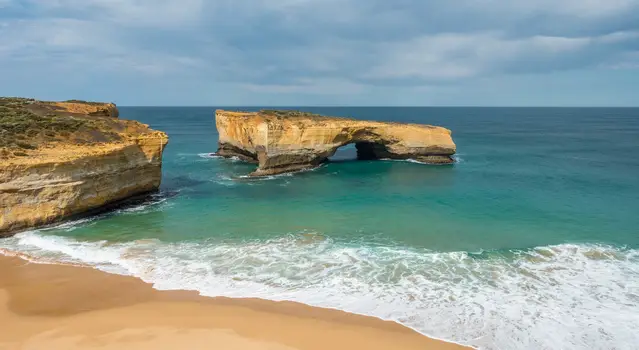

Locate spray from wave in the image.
[1,229,637,350]
[452,154,464,163]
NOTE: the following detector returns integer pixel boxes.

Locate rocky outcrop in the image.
[0,98,168,237]
[48,101,120,118]
[215,110,456,176]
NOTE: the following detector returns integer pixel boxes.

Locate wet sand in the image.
[0,255,470,350]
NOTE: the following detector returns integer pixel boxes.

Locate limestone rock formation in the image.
[0,98,168,237]
[215,110,456,176]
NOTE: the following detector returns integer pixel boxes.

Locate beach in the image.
[0,255,468,350]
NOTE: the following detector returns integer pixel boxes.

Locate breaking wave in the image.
[1,229,638,350]
[198,153,242,162]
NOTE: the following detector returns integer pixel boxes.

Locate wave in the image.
[0,192,173,238]
[199,152,466,170]
[381,157,463,165]
[1,231,638,350]
[113,192,173,214]
[452,154,464,163]
[234,164,326,181]
[198,153,242,162]
[197,152,221,159]
[234,172,295,182]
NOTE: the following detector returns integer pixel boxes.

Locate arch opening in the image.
[327,143,358,162]
[326,141,390,163]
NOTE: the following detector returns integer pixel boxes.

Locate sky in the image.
[1,0,638,106]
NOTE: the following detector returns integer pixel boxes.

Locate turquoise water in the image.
[2,107,639,349]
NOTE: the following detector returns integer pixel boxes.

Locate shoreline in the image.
[0,254,470,350]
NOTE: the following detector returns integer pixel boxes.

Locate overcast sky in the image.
[1,0,638,106]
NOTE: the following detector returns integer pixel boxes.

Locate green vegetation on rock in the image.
[0,97,122,158]
[64,99,109,106]
[259,110,351,123]
[261,110,326,119]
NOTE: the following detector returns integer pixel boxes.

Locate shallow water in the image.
[2,107,639,349]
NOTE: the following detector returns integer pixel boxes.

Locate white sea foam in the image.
[1,231,638,350]
[200,153,465,166]
[115,194,171,214]
[235,173,293,181]
[452,154,464,163]
[235,165,325,181]
[404,157,464,165]
[198,152,221,159]
[405,158,430,164]
[198,153,242,162]
[381,158,461,165]
[213,174,238,186]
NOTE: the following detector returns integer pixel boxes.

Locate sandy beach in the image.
[0,254,469,350]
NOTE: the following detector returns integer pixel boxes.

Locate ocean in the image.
[2,107,638,349]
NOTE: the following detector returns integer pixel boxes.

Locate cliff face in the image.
[215,110,456,176]
[0,98,168,237]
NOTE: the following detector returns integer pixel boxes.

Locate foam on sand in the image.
[1,229,638,349]
[0,255,466,350]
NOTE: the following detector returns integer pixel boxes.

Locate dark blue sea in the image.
[3,107,639,349]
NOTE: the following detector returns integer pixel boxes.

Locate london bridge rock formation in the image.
[0,98,168,237]
[215,110,456,176]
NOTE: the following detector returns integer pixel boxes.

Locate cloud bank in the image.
[1,0,638,105]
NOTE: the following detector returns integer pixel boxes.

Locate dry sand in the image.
[0,255,470,350]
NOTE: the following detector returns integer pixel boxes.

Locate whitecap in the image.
[381,158,460,165]
[452,154,464,163]
[1,232,638,350]
[235,164,327,181]
[212,174,238,187]
[198,153,224,159]
[114,194,171,214]
[198,153,244,162]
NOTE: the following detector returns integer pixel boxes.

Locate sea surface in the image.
[2,107,639,349]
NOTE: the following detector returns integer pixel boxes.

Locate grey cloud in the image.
[1,0,638,94]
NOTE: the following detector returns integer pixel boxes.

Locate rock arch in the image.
[215,110,456,176]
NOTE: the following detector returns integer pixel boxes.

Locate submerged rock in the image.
[215,109,456,176]
[0,98,168,237]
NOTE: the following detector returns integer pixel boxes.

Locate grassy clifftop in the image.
[0,97,149,159]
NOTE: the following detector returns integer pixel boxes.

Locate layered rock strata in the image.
[0,98,168,237]
[215,110,456,176]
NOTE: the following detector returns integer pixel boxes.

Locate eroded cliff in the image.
[215,110,456,176]
[0,98,168,237]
